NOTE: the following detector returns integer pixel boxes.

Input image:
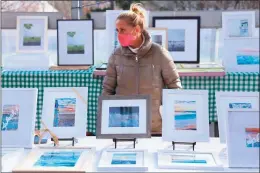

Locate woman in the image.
[102,3,182,134]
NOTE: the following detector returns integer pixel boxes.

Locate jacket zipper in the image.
[135,56,139,94]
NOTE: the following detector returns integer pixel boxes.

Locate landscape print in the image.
[168,29,185,52]
[228,19,249,37]
[236,55,259,65]
[171,154,207,164]
[34,151,81,167]
[151,35,163,46]
[229,103,252,108]
[174,100,197,130]
[67,32,85,54]
[1,105,20,131]
[111,153,137,165]
[109,106,139,127]
[23,23,41,46]
[53,98,76,127]
[245,128,260,148]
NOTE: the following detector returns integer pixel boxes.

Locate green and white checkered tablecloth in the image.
[1,68,259,134]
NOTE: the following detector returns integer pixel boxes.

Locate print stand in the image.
[52,137,77,147]
[113,138,137,149]
[172,141,196,151]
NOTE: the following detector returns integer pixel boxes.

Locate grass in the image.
[67,45,85,54]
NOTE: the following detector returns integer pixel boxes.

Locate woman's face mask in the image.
[117,30,136,47]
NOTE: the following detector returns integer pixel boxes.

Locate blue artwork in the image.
[34,151,81,167]
[168,29,185,52]
[174,101,197,130]
[171,155,207,164]
[111,153,137,165]
[1,105,19,131]
[109,106,139,127]
[228,19,249,37]
[67,32,85,54]
[229,103,252,109]
[239,19,249,37]
[236,55,259,65]
[53,98,76,127]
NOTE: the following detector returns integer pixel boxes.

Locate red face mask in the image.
[118,32,136,47]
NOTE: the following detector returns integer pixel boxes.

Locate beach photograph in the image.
[174,100,197,130]
[67,32,85,54]
[228,19,249,37]
[168,29,185,52]
[53,98,76,127]
[109,106,139,127]
[236,55,259,65]
[34,151,81,167]
[171,154,207,164]
[1,104,20,131]
[229,102,252,108]
[111,153,137,165]
[245,128,260,148]
[23,22,42,46]
[151,34,163,46]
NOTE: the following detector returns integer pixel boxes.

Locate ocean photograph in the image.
[151,35,162,46]
[111,153,137,165]
[245,128,260,148]
[168,29,185,52]
[53,98,76,127]
[174,100,197,130]
[236,55,259,65]
[1,104,20,131]
[229,103,252,109]
[34,151,81,167]
[171,154,207,164]
[109,106,139,127]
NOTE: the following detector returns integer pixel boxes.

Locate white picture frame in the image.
[96,95,151,139]
[97,149,148,172]
[12,147,95,172]
[1,148,25,173]
[162,89,209,143]
[1,88,38,148]
[157,150,223,171]
[41,87,88,139]
[16,16,48,53]
[153,16,200,63]
[57,19,94,66]
[146,28,168,49]
[222,11,255,39]
[223,37,259,72]
[105,10,149,58]
[226,109,259,168]
[216,91,259,144]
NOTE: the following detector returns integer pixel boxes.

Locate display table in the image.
[1,68,259,134]
[2,137,258,172]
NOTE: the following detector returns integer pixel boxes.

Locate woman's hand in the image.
[159,105,162,117]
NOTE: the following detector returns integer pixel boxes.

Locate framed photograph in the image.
[153,16,200,63]
[96,95,151,139]
[57,19,94,66]
[16,16,48,53]
[1,88,38,148]
[97,149,148,172]
[1,148,25,173]
[41,87,88,139]
[216,91,259,144]
[226,109,259,168]
[146,28,168,49]
[106,10,149,58]
[222,11,255,38]
[157,150,223,170]
[223,37,259,72]
[12,147,95,172]
[162,89,209,143]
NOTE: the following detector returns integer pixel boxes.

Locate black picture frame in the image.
[96,95,152,139]
[57,19,94,66]
[152,16,201,64]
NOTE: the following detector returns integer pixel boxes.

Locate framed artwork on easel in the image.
[162,89,209,143]
[41,87,88,141]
